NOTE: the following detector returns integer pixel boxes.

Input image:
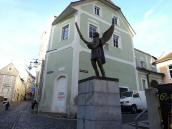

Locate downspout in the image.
[146,72,150,88]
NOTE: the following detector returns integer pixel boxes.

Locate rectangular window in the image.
[113,16,118,25]
[89,24,97,39]
[141,78,148,90]
[94,6,100,16]
[140,61,146,68]
[62,24,69,40]
[169,65,172,78]
[2,75,14,87]
[113,34,119,48]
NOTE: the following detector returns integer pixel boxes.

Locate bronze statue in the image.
[75,19,114,77]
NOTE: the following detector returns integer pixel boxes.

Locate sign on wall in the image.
[57,92,65,100]
[158,84,172,129]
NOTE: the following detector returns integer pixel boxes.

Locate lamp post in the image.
[27,59,44,104]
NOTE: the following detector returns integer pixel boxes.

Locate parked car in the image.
[120,91,147,113]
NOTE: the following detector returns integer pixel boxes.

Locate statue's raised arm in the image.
[75,22,91,45]
[100,18,115,45]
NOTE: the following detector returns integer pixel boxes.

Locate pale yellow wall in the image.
[12,76,26,101]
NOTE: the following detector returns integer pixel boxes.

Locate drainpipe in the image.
[146,72,150,88]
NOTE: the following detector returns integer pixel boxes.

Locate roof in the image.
[137,67,165,77]
[134,48,157,60]
[155,52,172,64]
[52,0,135,35]
[26,70,35,80]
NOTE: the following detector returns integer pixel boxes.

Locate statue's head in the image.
[93,32,99,38]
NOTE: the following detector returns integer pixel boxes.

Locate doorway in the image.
[52,76,67,113]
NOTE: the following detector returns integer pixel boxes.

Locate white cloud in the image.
[0,2,49,78]
[144,9,154,19]
[134,9,172,58]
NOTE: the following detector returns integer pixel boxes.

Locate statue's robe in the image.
[87,40,105,64]
[87,23,114,64]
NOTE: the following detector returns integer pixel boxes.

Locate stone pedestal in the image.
[145,88,161,129]
[77,76,122,129]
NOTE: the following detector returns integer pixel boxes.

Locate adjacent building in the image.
[25,70,35,100]
[39,0,139,114]
[0,63,26,101]
[155,52,172,83]
[135,49,164,90]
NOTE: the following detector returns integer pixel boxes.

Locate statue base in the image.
[77,76,122,129]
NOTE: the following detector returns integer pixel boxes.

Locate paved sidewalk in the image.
[40,112,138,129]
[0,101,76,129]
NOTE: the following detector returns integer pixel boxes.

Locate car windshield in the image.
[121,91,133,98]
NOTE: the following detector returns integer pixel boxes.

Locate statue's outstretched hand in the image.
[100,18,115,44]
[75,22,90,45]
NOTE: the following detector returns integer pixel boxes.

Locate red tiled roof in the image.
[155,52,172,63]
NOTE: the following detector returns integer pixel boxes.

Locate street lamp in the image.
[27,59,44,103]
[27,59,42,70]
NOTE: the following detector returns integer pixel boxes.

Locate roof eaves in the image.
[134,48,157,59]
[137,67,165,77]
[155,53,172,64]
[52,2,77,25]
[155,58,172,64]
[119,10,136,35]
[52,0,135,35]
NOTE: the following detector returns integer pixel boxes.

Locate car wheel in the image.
[131,105,137,114]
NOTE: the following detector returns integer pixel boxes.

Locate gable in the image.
[52,0,135,36]
[75,0,135,35]
[76,1,135,36]
[0,63,19,76]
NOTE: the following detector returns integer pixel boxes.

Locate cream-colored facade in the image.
[135,49,164,90]
[155,52,172,83]
[0,63,26,101]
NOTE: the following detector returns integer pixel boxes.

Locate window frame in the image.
[112,15,120,26]
[112,34,121,48]
[61,24,70,41]
[8,67,12,71]
[88,23,99,39]
[93,5,102,17]
[141,78,148,91]
[140,60,147,68]
[168,65,172,78]
[113,16,118,26]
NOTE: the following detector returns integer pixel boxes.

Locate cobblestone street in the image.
[0,101,76,129]
[0,101,148,129]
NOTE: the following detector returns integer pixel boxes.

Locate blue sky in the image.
[0,0,172,77]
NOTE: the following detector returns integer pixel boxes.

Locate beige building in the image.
[155,52,172,83]
[0,63,26,101]
[25,70,35,100]
[135,49,165,90]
